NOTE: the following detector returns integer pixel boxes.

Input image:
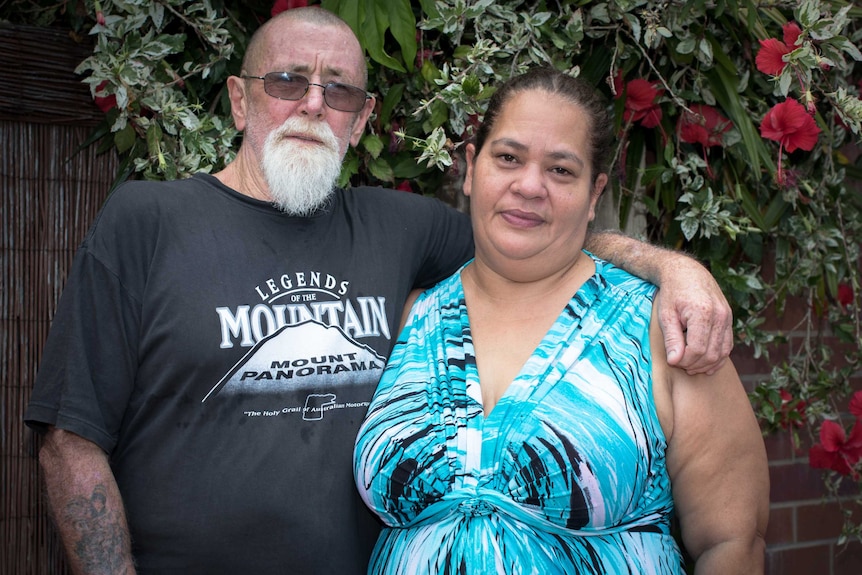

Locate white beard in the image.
[261,117,344,216]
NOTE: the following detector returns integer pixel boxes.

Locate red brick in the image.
[732,343,791,378]
[765,506,794,545]
[796,501,859,542]
[785,430,815,457]
[835,540,862,575]
[760,295,812,332]
[821,337,862,371]
[763,429,801,461]
[769,462,831,502]
[765,544,832,575]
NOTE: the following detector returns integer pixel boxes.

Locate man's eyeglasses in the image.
[241,72,372,113]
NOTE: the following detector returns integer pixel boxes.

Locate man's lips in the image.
[501,209,544,227]
[282,132,324,145]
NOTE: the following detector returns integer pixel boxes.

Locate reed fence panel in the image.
[2,22,116,575]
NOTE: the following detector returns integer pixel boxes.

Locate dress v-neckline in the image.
[456,259,603,476]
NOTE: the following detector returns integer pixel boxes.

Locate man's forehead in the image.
[260,24,363,80]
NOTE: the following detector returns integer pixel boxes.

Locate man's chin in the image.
[271,188,335,216]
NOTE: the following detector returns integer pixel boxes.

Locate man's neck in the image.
[213,152,272,202]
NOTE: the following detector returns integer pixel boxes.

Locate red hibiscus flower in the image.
[809,419,862,478]
[760,98,820,185]
[271,0,308,17]
[395,181,413,193]
[93,80,117,113]
[783,22,802,47]
[678,104,733,178]
[622,79,664,128]
[849,390,862,418]
[755,22,803,76]
[838,283,854,309]
[756,38,791,76]
[761,99,820,152]
[678,104,732,148]
[776,389,807,429]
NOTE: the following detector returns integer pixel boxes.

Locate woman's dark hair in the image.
[474,67,613,183]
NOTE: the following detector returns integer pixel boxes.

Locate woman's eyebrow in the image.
[492,138,584,168]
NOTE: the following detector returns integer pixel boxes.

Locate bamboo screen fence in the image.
[2,23,117,574]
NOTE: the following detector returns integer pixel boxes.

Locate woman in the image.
[354,68,768,574]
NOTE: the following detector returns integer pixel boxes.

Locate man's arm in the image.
[39,427,136,575]
[585,230,733,375]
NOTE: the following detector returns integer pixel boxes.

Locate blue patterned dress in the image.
[354,255,684,574]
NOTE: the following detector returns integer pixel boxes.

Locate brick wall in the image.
[733,307,862,573]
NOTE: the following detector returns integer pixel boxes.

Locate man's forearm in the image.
[585,230,676,285]
[40,428,136,575]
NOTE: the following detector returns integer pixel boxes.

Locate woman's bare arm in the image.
[651,311,769,574]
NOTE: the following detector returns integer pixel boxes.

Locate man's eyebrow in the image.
[491,137,585,168]
[284,63,352,82]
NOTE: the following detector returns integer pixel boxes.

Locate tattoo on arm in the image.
[60,484,134,575]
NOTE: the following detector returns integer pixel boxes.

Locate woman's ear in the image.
[588,173,609,222]
[463,143,477,197]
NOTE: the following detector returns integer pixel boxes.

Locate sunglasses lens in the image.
[264,73,308,100]
[257,73,368,112]
[324,83,367,112]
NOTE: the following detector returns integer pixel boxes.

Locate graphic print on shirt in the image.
[202,269,388,420]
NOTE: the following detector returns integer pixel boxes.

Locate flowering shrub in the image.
[3,0,861,543]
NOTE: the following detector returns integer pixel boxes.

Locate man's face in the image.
[228,19,375,208]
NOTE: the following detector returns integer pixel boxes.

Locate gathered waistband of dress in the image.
[402,488,670,539]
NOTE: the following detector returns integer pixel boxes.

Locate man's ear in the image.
[226,75,249,132]
[349,95,376,147]
[462,143,477,197]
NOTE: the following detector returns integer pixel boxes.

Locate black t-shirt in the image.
[26,174,474,574]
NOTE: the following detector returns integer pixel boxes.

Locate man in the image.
[26,7,731,575]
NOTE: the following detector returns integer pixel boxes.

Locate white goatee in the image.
[261,117,344,216]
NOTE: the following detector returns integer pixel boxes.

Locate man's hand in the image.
[654,257,733,375]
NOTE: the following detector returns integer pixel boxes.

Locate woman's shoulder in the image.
[588,253,658,298]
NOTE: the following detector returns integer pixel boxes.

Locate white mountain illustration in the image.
[203,320,386,401]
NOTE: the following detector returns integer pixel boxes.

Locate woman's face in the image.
[464,89,608,277]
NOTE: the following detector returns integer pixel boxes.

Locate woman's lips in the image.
[501,209,544,227]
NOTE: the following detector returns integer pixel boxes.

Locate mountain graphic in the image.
[203,319,386,402]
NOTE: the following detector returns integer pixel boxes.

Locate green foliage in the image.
[3,0,862,540]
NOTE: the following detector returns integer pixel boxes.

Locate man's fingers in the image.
[659,307,688,367]
[676,315,711,371]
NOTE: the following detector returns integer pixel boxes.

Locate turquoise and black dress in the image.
[354,254,685,574]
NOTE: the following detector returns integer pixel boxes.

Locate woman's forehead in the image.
[495,91,590,133]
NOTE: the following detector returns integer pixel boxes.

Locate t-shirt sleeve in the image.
[25,201,144,454]
[411,200,473,289]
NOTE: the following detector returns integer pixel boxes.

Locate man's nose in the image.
[298,83,327,116]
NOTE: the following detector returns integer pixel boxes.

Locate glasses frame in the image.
[241,72,372,113]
